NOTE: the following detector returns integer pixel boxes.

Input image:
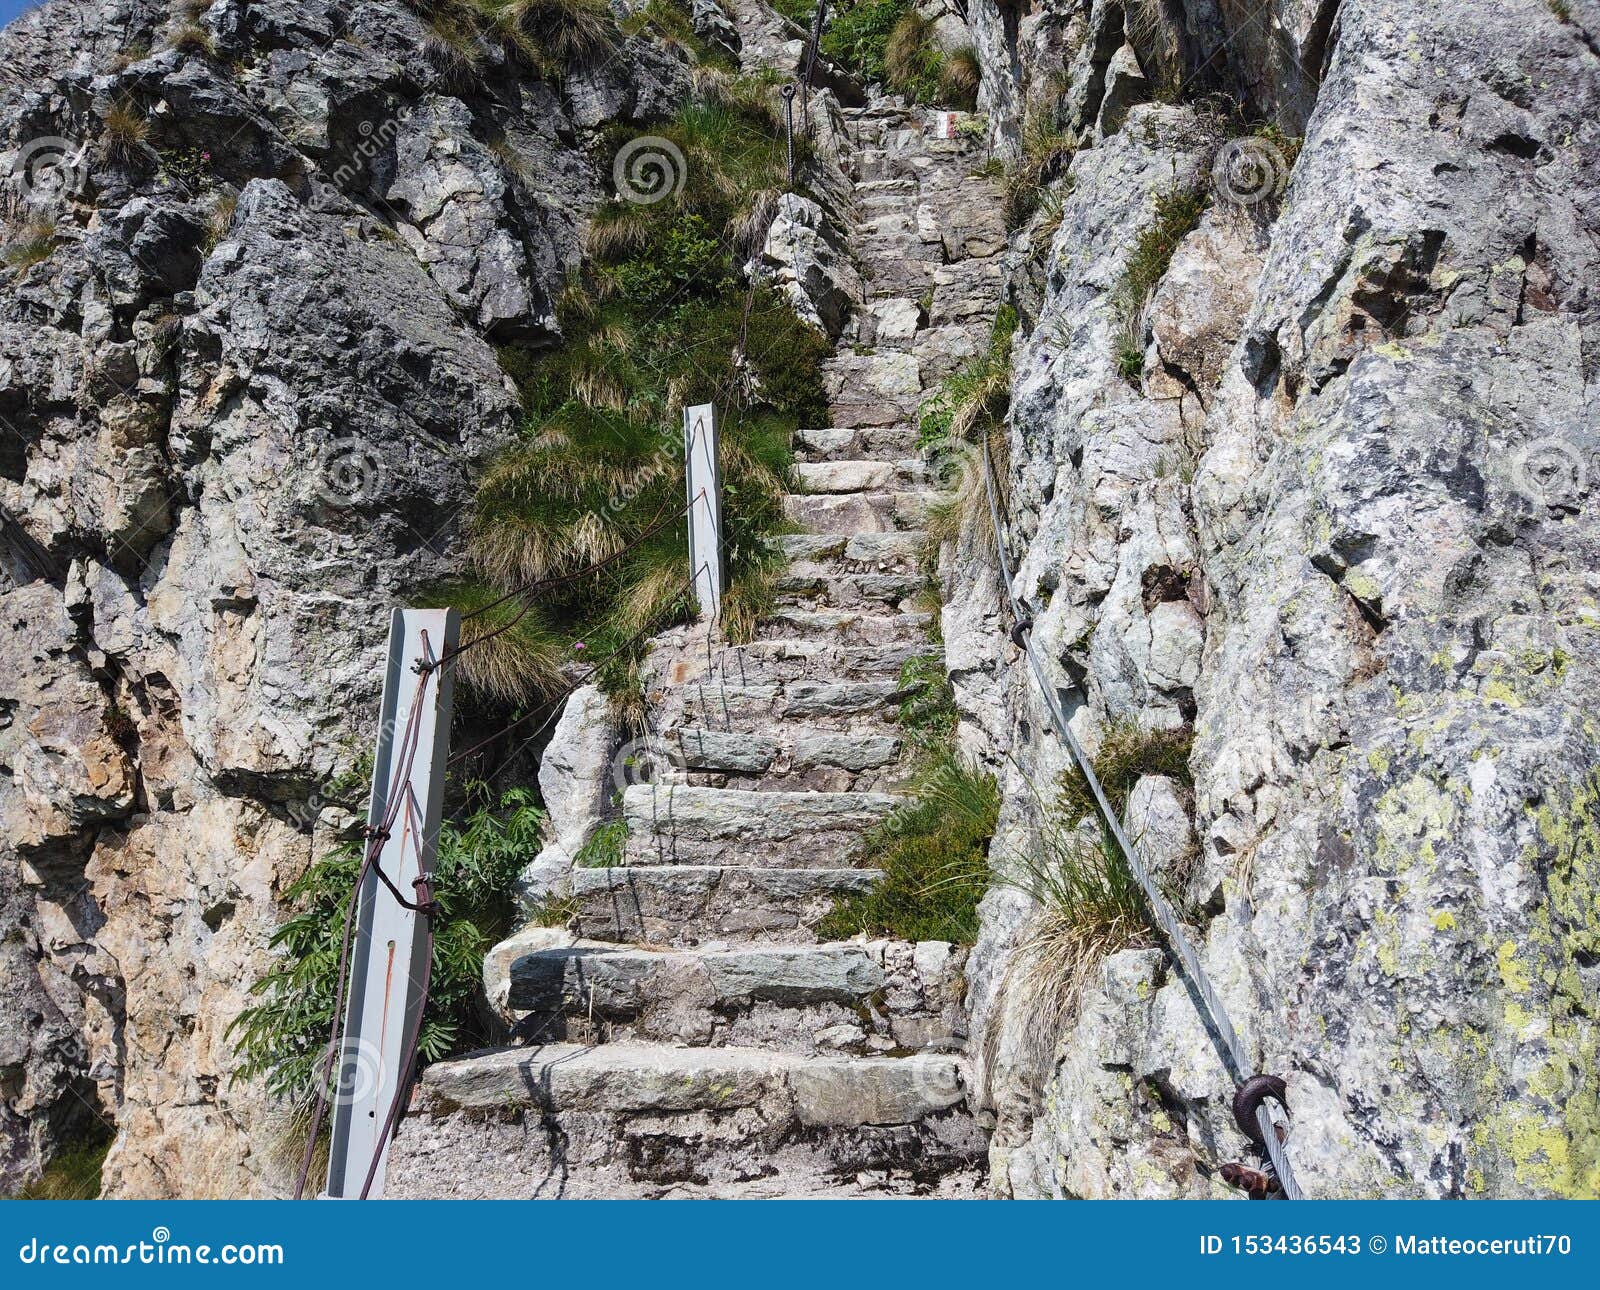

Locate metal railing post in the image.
[684,403,724,623]
[324,608,459,1199]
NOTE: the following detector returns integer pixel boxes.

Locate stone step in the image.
[387,1043,985,1198]
[822,351,921,428]
[778,568,923,610]
[573,864,882,944]
[793,425,921,461]
[756,606,933,646]
[488,936,965,1054]
[668,679,904,729]
[622,784,901,867]
[653,635,918,687]
[791,458,928,493]
[672,726,903,778]
[782,489,935,534]
[863,261,938,299]
[774,531,925,572]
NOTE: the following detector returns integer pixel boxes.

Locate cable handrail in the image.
[977,433,1304,1200]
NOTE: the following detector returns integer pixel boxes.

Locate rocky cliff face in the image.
[0,0,689,1196]
[949,0,1600,1197]
[5,0,1597,1204]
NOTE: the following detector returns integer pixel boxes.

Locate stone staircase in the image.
[389,101,1009,1199]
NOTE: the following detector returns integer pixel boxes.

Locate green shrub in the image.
[818,745,999,943]
[1112,184,1206,381]
[231,786,543,1104]
[820,0,907,83]
[468,83,823,694]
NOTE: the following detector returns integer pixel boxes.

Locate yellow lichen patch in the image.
[1431,910,1457,931]
[1496,940,1532,994]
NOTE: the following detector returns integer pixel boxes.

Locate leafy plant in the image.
[818,745,998,943]
[574,818,627,867]
[230,786,543,1104]
[820,0,907,84]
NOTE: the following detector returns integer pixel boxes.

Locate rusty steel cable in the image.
[978,434,1304,1200]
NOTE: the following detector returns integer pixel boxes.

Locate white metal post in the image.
[684,402,724,622]
[324,607,459,1199]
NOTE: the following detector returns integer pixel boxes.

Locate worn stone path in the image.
[391,99,1009,1199]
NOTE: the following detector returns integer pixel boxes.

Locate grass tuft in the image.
[100,98,149,165]
[1057,720,1193,826]
[817,744,999,944]
[996,814,1153,1061]
[3,219,58,272]
[5,1133,112,1200]
[1112,183,1206,383]
[167,21,216,57]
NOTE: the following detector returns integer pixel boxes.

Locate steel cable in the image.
[978,435,1303,1200]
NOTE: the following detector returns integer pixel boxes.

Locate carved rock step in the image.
[387,1044,985,1199]
[573,864,882,945]
[822,351,921,427]
[791,458,928,493]
[757,605,933,646]
[782,489,935,534]
[793,425,920,461]
[777,568,923,610]
[411,1043,968,1123]
[622,784,900,867]
[671,726,903,777]
[668,679,904,730]
[489,937,964,1054]
[651,636,919,688]
[774,531,925,572]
